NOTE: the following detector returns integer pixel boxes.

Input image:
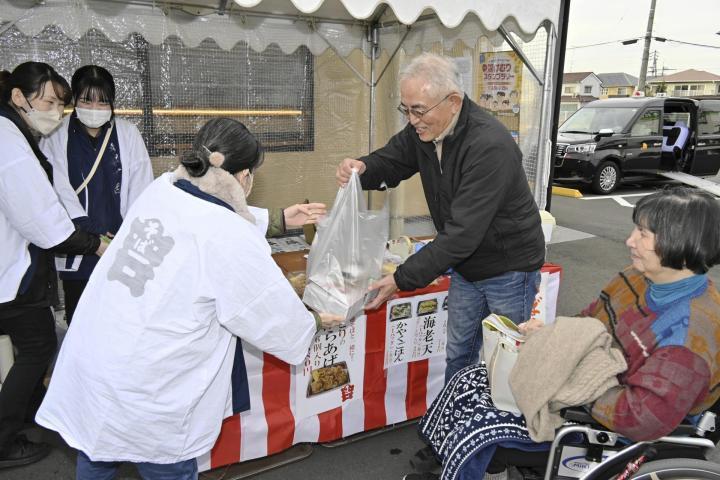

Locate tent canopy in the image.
[1,0,560,55]
[232,0,560,31]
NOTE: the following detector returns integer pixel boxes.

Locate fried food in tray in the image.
[307,362,350,396]
[389,302,412,321]
[417,299,438,316]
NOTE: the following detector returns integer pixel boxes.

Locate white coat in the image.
[36,172,316,463]
[0,117,74,303]
[40,116,154,221]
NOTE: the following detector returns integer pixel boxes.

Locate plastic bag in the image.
[303,170,389,319]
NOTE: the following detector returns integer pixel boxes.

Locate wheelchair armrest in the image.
[561,406,598,425]
[669,423,697,436]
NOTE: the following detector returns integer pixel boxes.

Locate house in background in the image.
[647,69,720,97]
[597,72,638,98]
[559,72,601,123]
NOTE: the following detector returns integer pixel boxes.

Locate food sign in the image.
[384,292,449,368]
[294,318,366,418]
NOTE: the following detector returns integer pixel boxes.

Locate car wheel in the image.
[592,161,620,194]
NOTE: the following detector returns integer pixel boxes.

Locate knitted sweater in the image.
[584,268,720,441]
[510,316,627,442]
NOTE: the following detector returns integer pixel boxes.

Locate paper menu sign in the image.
[384,292,449,369]
[294,317,366,418]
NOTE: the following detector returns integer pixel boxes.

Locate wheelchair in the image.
[536,405,720,479]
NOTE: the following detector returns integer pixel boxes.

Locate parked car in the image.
[553,97,720,194]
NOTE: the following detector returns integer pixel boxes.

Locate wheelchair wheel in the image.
[630,458,720,479]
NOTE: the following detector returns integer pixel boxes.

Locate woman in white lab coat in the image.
[41,65,154,325]
[0,62,104,470]
[37,117,340,480]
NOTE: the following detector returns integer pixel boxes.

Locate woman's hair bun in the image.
[180,150,210,178]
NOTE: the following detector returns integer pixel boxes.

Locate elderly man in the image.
[337,52,544,380]
[336,53,545,472]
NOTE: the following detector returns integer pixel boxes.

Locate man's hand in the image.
[365,274,399,310]
[319,312,344,329]
[336,158,366,186]
[284,202,327,227]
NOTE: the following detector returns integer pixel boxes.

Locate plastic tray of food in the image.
[307,361,350,397]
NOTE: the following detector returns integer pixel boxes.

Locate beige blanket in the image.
[509,316,627,441]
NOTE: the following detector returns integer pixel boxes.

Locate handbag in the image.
[482,313,524,414]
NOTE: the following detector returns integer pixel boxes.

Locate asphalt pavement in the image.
[6,182,720,480]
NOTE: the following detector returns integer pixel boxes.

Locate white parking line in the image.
[613,197,633,208]
[580,192,652,200]
[579,192,650,208]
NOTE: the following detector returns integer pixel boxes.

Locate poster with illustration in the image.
[476,51,522,142]
[294,318,366,418]
[384,292,449,369]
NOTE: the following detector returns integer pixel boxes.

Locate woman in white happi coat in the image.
[40,65,154,325]
[0,62,104,470]
[36,117,341,479]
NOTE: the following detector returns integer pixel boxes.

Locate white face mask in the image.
[76,107,112,129]
[21,101,62,136]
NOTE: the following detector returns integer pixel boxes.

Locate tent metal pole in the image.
[544,0,571,212]
[534,21,557,210]
[314,27,372,87]
[498,25,543,86]
[373,26,411,86]
[367,25,379,208]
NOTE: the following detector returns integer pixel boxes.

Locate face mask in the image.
[21,101,62,136]
[76,107,112,129]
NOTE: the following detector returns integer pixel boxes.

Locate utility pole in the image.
[649,50,658,78]
[637,0,657,93]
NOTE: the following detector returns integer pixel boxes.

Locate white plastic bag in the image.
[303,170,388,319]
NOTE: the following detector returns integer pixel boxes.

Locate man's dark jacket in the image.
[359,95,545,291]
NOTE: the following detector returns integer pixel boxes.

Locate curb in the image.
[552,186,583,198]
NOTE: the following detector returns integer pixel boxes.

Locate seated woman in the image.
[36,117,341,480]
[405,186,720,480]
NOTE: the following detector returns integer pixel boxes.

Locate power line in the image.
[568,37,720,50]
[567,38,640,49]
[655,37,720,49]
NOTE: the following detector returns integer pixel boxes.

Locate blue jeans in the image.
[445,270,541,383]
[76,451,198,480]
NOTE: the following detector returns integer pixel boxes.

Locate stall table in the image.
[199,252,561,472]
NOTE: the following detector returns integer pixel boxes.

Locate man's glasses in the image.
[397,93,452,119]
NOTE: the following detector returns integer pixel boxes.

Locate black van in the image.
[553,97,720,194]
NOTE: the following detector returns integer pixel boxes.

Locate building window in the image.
[690,85,700,91]
[584,85,592,94]
[564,86,574,94]
[618,87,627,95]
[601,87,608,95]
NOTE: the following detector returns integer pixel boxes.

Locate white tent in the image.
[0,0,568,218]
[0,0,571,472]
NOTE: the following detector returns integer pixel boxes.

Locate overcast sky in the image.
[564,0,720,78]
